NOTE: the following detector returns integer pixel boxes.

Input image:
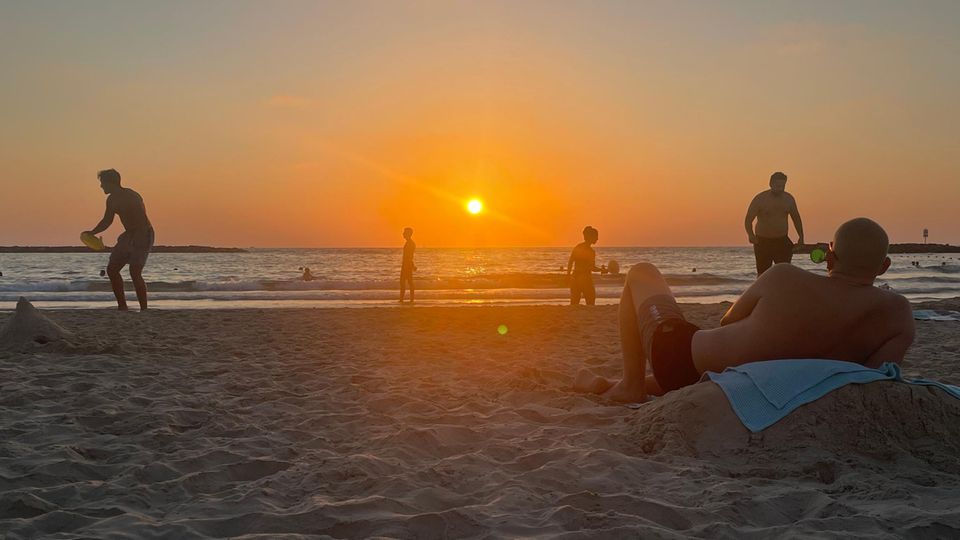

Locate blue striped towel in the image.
[913,310,960,321]
[706,359,960,432]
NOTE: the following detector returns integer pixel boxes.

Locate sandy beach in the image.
[1,300,959,538]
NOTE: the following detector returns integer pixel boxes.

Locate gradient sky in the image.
[1,1,958,247]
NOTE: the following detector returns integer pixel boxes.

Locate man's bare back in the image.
[693,264,914,373]
[107,187,151,233]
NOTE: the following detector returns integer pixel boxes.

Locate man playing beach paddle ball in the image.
[579,218,915,403]
[83,169,155,311]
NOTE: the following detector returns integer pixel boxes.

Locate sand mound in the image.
[0,298,81,353]
[617,380,960,477]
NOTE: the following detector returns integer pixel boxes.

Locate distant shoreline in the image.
[0,245,248,253]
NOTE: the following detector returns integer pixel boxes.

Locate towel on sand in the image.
[707,359,960,432]
[913,309,960,321]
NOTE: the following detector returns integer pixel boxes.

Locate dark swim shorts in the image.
[753,235,793,275]
[636,295,702,393]
[109,227,155,268]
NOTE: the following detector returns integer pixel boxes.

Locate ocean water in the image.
[1,247,959,309]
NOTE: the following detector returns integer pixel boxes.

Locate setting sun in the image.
[467,199,483,215]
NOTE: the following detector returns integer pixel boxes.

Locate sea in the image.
[1,247,959,310]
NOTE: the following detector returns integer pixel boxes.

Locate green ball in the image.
[497,324,508,335]
[810,247,826,263]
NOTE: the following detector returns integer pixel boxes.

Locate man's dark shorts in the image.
[109,227,154,268]
[637,295,702,393]
[753,235,793,275]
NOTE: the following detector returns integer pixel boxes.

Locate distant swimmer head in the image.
[98,169,121,194]
[829,217,891,279]
[582,226,598,244]
[403,227,414,239]
[769,171,787,193]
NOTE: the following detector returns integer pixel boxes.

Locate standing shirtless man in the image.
[744,171,804,275]
[583,218,915,403]
[84,169,154,311]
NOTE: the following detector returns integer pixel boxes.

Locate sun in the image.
[467,199,483,214]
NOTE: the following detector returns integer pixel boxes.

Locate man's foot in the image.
[601,378,648,403]
[573,369,615,394]
[117,305,128,311]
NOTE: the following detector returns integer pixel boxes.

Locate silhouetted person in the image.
[585,218,913,403]
[303,267,315,281]
[84,169,154,311]
[567,226,603,305]
[744,171,804,275]
[400,227,416,303]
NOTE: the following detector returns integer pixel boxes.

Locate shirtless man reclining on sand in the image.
[582,217,915,403]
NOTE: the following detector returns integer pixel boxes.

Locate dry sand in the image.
[1,300,959,538]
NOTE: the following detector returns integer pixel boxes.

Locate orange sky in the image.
[1,2,958,247]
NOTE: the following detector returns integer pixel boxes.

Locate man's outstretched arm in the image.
[88,197,116,235]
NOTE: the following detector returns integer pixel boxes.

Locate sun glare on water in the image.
[467,199,483,214]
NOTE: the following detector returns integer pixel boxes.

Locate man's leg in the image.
[601,263,672,401]
[754,240,773,275]
[570,278,582,306]
[408,275,414,303]
[400,271,407,302]
[584,278,596,306]
[130,263,148,310]
[107,261,128,311]
[772,237,794,265]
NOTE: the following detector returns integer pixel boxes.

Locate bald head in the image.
[832,218,890,278]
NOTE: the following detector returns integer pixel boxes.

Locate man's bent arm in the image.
[790,198,804,245]
[744,199,758,243]
[720,288,760,326]
[719,264,781,326]
[864,300,915,368]
[864,330,914,368]
[89,200,116,235]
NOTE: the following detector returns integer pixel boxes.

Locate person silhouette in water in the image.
[567,226,603,305]
[400,227,416,303]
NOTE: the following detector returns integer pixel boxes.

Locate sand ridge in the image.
[0,303,958,538]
